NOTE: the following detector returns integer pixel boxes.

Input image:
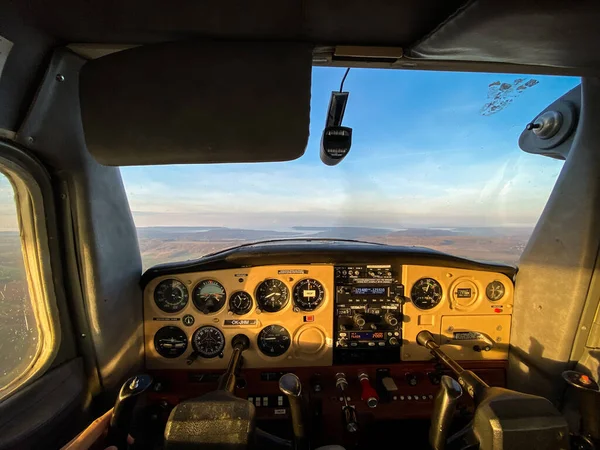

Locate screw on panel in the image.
[56,74,65,82]
[27,136,35,144]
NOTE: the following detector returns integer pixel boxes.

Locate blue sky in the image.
[0,68,581,231]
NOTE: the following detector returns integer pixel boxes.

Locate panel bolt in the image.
[56,74,65,82]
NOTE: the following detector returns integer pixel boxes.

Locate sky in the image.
[0,68,581,231]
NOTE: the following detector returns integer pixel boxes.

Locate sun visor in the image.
[79,41,312,166]
[409,1,600,73]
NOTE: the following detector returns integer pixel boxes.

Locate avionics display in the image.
[350,331,385,340]
[334,264,403,364]
[351,287,387,295]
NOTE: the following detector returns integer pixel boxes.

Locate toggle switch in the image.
[381,377,398,392]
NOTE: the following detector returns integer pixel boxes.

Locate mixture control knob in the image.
[358,372,379,408]
[405,373,418,386]
[354,314,366,328]
[385,314,399,327]
[388,337,399,346]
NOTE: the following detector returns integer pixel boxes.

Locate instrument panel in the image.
[144,265,335,370]
[144,262,514,370]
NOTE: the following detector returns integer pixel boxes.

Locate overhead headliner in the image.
[9,0,600,75]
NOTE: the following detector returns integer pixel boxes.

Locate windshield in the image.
[120,68,579,270]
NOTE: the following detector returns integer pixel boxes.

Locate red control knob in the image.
[358,372,378,408]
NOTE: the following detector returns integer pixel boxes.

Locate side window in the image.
[0,172,39,391]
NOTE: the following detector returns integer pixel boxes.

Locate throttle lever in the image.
[105,374,153,450]
[336,373,358,433]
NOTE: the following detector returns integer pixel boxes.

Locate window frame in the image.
[0,150,61,401]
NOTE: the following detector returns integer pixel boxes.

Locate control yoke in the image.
[416,330,488,402]
[106,374,153,450]
[164,334,308,450]
[417,330,570,450]
[218,334,250,392]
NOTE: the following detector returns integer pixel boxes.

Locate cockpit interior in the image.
[1,2,600,450]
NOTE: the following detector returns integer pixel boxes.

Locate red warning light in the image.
[303,315,315,322]
[494,308,502,313]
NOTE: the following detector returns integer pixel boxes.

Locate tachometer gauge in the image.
[411,278,443,310]
[486,281,505,301]
[256,279,289,312]
[154,326,188,358]
[154,279,189,313]
[192,326,225,358]
[193,280,226,314]
[293,279,325,311]
[257,325,291,357]
[229,291,253,315]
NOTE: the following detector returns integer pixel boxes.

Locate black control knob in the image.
[405,373,418,386]
[354,314,366,328]
[385,314,399,327]
[388,337,399,346]
[428,372,442,385]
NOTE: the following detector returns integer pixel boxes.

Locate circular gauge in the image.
[256,279,290,312]
[154,279,189,313]
[229,291,253,315]
[451,279,479,309]
[193,280,226,314]
[192,326,226,358]
[486,281,506,301]
[154,326,188,358]
[411,278,443,310]
[293,278,325,311]
[257,325,291,357]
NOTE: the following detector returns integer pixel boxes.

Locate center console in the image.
[333,264,403,364]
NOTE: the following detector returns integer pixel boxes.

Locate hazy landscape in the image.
[136,225,531,270]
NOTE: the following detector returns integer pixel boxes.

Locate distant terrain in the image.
[136,225,532,270]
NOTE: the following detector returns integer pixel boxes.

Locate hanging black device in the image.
[321,69,352,166]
